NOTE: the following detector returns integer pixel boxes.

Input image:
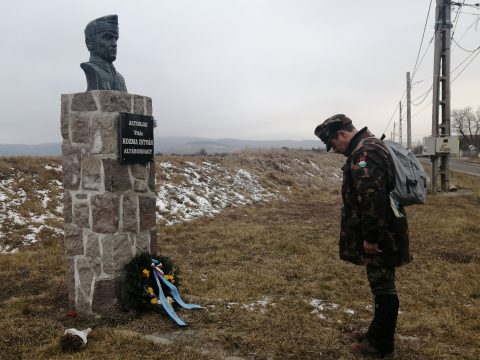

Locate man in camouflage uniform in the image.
[314,114,411,358]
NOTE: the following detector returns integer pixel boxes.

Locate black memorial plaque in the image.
[118,113,154,164]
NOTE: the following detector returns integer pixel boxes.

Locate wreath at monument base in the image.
[121,252,201,326]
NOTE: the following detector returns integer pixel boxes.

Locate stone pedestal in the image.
[61,90,157,314]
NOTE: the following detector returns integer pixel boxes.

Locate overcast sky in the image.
[1,0,479,144]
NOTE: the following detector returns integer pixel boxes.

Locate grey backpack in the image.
[382,139,427,206]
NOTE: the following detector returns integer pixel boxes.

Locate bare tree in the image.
[451,106,480,151]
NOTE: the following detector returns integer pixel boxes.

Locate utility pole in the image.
[393,122,396,142]
[431,0,452,192]
[406,72,412,150]
[399,101,403,145]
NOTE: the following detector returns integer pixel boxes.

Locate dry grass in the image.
[0,153,479,359]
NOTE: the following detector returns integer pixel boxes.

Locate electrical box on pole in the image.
[423,136,459,156]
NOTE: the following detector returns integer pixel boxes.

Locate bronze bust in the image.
[81,15,127,92]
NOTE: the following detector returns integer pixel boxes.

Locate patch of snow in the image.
[37,189,50,208]
[241,297,274,312]
[44,164,62,172]
[309,299,339,313]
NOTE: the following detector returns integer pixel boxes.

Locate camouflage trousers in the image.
[366,264,397,296]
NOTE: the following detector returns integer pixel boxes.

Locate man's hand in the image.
[363,240,382,255]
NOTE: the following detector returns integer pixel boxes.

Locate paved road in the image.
[419,158,480,177]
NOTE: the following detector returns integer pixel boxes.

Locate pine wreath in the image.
[120,252,181,313]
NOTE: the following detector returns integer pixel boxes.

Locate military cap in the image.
[314,114,352,151]
[85,15,119,38]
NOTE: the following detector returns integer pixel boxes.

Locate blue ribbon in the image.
[159,275,202,310]
[151,264,202,326]
[152,270,187,326]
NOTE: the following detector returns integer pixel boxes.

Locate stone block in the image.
[150,230,157,255]
[96,91,132,113]
[139,196,156,231]
[76,287,91,313]
[60,95,70,140]
[70,112,90,144]
[86,233,101,276]
[103,159,131,192]
[86,232,99,258]
[131,164,147,179]
[71,92,97,112]
[101,235,114,275]
[122,193,138,232]
[135,233,150,253]
[133,96,145,115]
[113,234,133,272]
[133,180,148,192]
[77,257,95,298]
[146,97,152,116]
[64,191,72,224]
[73,202,90,228]
[65,256,76,308]
[91,194,120,233]
[76,193,88,200]
[148,163,156,191]
[82,157,101,190]
[92,279,115,313]
[90,112,118,155]
[64,225,84,256]
[62,142,83,190]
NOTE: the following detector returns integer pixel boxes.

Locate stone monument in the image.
[61,15,156,314]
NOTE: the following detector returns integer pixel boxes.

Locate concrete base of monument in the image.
[60,90,157,314]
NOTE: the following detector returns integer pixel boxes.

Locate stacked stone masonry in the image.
[61,91,156,314]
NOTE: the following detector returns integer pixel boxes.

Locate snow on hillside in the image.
[156,161,279,225]
[0,164,63,253]
[0,152,343,253]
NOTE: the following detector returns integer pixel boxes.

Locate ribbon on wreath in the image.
[150,259,201,326]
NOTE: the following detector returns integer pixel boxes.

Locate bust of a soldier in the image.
[80,15,127,92]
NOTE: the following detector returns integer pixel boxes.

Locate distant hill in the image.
[0,137,324,156]
[155,137,322,154]
[0,143,61,156]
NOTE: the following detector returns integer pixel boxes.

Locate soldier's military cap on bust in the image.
[314,114,352,151]
[84,15,119,37]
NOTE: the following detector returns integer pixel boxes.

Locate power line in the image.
[451,47,480,82]
[456,11,480,15]
[451,45,480,73]
[451,1,480,7]
[412,100,432,118]
[387,1,433,138]
[411,85,433,106]
[452,36,480,52]
[411,36,434,83]
[451,1,465,39]
[462,3,480,9]
[383,90,406,135]
[412,0,434,81]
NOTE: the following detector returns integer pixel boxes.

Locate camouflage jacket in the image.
[340,127,411,267]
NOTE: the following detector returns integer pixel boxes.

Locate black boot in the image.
[366,294,399,355]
